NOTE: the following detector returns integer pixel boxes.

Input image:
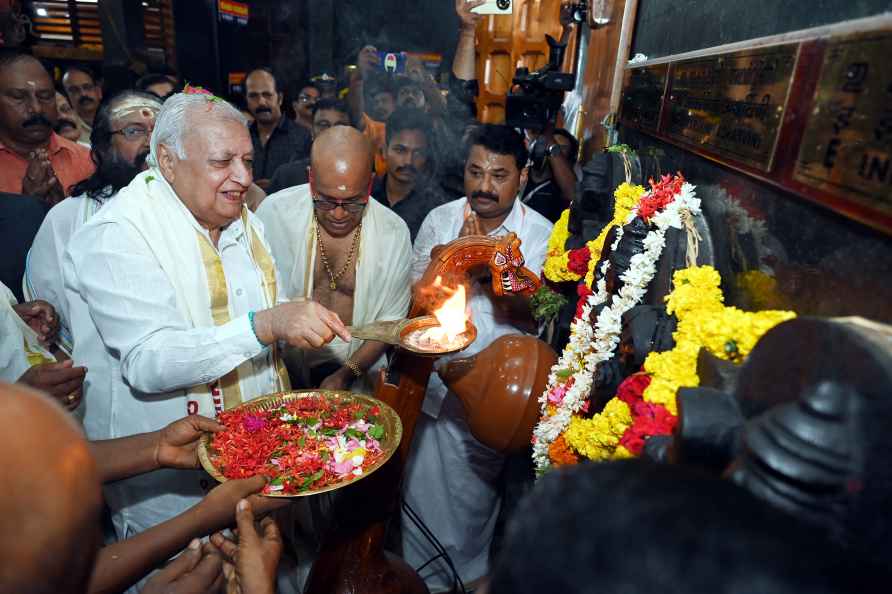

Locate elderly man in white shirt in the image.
[403,124,553,591]
[63,88,350,549]
[24,90,163,353]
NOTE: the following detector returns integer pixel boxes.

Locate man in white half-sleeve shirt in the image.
[403,123,553,591]
[63,88,351,546]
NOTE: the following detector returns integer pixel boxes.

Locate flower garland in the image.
[532,175,701,474]
[555,266,797,465]
[542,210,576,282]
[541,183,646,284]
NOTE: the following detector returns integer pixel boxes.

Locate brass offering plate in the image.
[664,44,799,171]
[198,390,403,498]
[398,315,477,357]
[347,315,477,356]
[794,30,892,216]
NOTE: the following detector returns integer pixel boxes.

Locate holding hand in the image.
[193,475,291,536]
[141,538,225,594]
[456,0,486,31]
[319,367,354,391]
[358,45,379,78]
[253,300,351,349]
[18,359,86,410]
[13,299,59,345]
[210,499,283,594]
[155,415,224,470]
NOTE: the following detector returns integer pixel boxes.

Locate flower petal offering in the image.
[198,391,402,497]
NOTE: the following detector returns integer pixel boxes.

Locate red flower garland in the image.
[637,173,686,223]
[567,246,592,275]
[614,373,678,455]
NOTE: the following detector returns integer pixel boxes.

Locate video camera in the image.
[505,34,575,132]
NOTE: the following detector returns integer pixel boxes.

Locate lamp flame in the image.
[430,276,468,342]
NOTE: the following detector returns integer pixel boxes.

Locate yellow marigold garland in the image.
[564,398,634,461]
[556,265,796,462]
[542,210,576,282]
[542,183,646,284]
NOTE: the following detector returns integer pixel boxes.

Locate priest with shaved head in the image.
[257,126,412,390]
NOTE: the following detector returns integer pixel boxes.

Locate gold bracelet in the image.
[344,359,363,378]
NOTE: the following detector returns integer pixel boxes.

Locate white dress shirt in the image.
[403,196,552,589]
[410,196,552,417]
[24,192,106,353]
[64,204,285,539]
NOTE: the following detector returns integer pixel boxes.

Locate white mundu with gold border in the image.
[63,168,289,539]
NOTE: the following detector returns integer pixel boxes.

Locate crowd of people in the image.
[0,0,884,591]
[0,1,582,592]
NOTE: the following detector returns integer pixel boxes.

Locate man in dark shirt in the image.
[267,98,353,195]
[291,81,319,134]
[372,107,448,241]
[0,192,46,302]
[245,67,310,189]
[521,127,579,223]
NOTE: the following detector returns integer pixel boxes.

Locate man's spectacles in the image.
[309,170,372,213]
[111,125,151,140]
[297,94,317,104]
[312,196,367,213]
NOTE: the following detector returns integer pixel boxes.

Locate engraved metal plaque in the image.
[620,64,668,133]
[794,31,892,217]
[664,45,799,171]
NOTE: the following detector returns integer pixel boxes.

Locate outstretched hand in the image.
[210,499,283,594]
[193,475,292,536]
[254,300,352,349]
[155,415,224,470]
[141,538,225,594]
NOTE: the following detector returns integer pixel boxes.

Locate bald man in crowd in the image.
[257,126,412,392]
[0,381,284,594]
[0,383,101,593]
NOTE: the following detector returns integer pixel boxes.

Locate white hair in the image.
[147,92,248,167]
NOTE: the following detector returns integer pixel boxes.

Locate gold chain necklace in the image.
[313,214,362,291]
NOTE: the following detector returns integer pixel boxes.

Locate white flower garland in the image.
[532,182,701,473]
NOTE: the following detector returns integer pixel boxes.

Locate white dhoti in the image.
[401,197,553,589]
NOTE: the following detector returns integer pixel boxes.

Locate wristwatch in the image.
[546,143,563,157]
